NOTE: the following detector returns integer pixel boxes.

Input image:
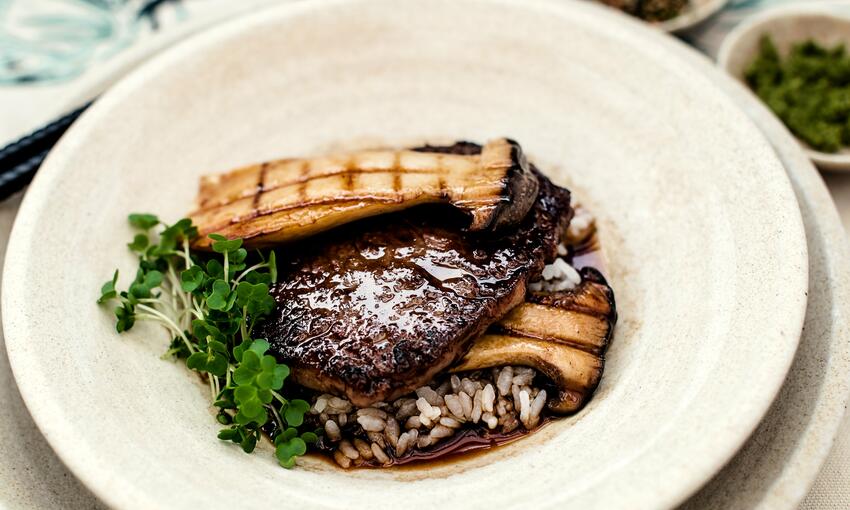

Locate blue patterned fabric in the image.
[0,0,185,84]
[0,0,830,85]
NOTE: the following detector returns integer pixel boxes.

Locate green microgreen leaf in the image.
[97,270,119,304]
[99,213,298,468]
[284,399,310,427]
[114,303,135,332]
[180,265,205,292]
[236,282,275,317]
[127,233,149,252]
[128,213,159,230]
[209,234,243,253]
[275,437,306,469]
[206,279,232,311]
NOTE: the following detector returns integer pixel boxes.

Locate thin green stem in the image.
[240,307,249,341]
[269,404,285,429]
[182,238,193,269]
[233,262,268,286]
[136,304,196,353]
[208,374,216,401]
[167,264,191,311]
[271,390,287,405]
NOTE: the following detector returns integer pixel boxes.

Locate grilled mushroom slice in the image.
[452,268,616,414]
[189,138,538,249]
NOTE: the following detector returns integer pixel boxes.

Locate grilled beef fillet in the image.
[255,144,572,407]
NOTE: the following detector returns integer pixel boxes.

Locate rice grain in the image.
[439,417,462,428]
[482,412,498,430]
[530,390,547,420]
[371,443,390,464]
[333,450,352,468]
[415,387,443,406]
[385,417,400,448]
[430,424,455,439]
[324,420,341,441]
[313,396,328,414]
[459,391,473,419]
[354,438,374,460]
[367,431,386,448]
[472,389,483,423]
[417,435,433,449]
[482,384,496,413]
[496,367,513,396]
[519,390,531,428]
[444,395,464,417]
[357,415,386,432]
[450,375,461,392]
[357,407,388,420]
[395,399,418,419]
[395,432,412,457]
[405,416,422,429]
[461,378,478,396]
[340,440,360,460]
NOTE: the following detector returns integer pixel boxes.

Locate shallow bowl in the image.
[3,1,807,508]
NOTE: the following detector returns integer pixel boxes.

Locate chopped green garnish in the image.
[746,36,850,153]
[98,216,313,468]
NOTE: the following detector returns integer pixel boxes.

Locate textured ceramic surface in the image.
[677,46,850,510]
[718,6,850,171]
[2,1,808,509]
[658,0,729,32]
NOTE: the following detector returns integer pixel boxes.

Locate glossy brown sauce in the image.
[569,230,604,273]
[305,220,604,469]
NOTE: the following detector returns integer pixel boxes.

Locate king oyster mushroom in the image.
[452,268,616,413]
[189,138,538,248]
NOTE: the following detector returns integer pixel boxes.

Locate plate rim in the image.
[659,0,730,33]
[679,32,850,510]
[1,1,808,508]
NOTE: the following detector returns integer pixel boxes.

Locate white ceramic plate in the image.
[671,43,850,510]
[718,5,850,171]
[659,0,729,33]
[2,1,808,509]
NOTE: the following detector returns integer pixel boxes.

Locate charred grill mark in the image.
[344,158,355,191]
[194,167,440,213]
[392,152,402,194]
[488,324,607,355]
[298,160,309,202]
[252,162,269,208]
[197,196,403,235]
[437,177,449,200]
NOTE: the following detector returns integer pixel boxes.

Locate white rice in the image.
[312,365,550,468]
[530,257,582,292]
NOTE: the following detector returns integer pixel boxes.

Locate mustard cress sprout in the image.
[98,214,317,468]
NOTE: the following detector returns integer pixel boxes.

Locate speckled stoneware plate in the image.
[2,1,808,509]
[718,5,850,171]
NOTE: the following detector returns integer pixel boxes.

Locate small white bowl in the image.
[718,6,850,172]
